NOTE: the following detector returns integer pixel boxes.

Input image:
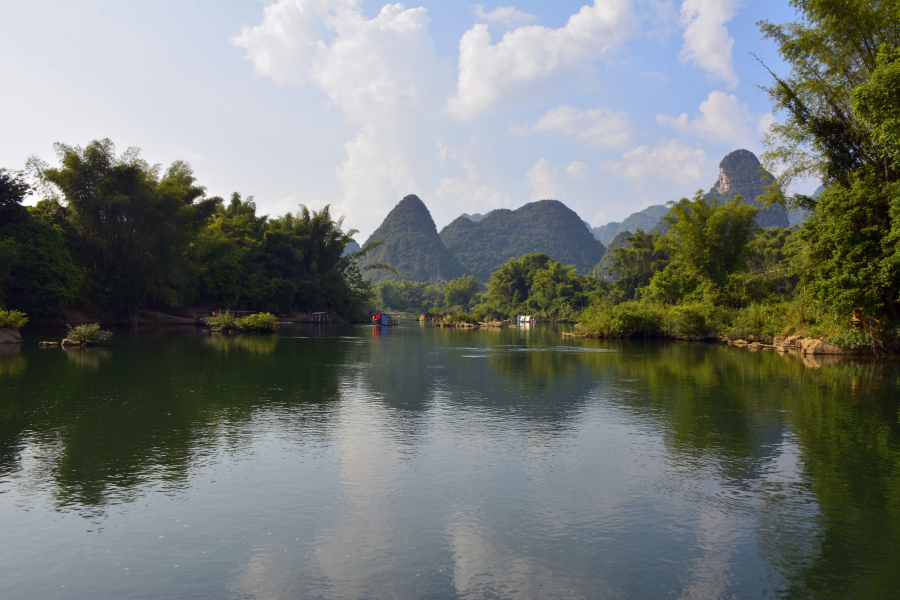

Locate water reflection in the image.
[1,326,899,598]
[0,343,25,377]
[0,329,351,514]
[203,332,279,355]
[63,346,112,369]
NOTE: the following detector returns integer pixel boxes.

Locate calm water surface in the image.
[1,323,899,599]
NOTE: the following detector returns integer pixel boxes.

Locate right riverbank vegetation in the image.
[371,3,900,353]
[1,2,899,353]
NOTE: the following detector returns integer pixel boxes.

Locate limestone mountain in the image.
[592,205,668,246]
[461,212,486,222]
[704,149,789,228]
[440,199,606,282]
[359,195,466,283]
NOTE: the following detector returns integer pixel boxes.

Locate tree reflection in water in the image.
[0,326,899,598]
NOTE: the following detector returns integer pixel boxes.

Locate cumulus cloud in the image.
[679,0,742,87]
[532,105,633,147]
[526,159,590,202]
[600,138,709,185]
[447,0,639,120]
[233,0,451,227]
[473,5,537,27]
[656,91,769,149]
[434,137,511,215]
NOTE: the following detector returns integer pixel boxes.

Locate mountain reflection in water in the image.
[1,323,899,599]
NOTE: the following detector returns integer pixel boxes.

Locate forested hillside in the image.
[592,206,668,246]
[440,200,606,282]
[595,230,632,279]
[359,195,466,284]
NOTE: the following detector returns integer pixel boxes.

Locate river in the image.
[1,323,899,599]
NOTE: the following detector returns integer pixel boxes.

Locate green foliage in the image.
[2,138,376,323]
[204,310,239,331]
[0,309,28,330]
[578,301,665,338]
[205,311,278,332]
[794,175,899,315]
[657,192,760,289]
[443,275,481,307]
[373,279,444,314]
[852,45,900,166]
[447,312,478,324]
[67,323,113,343]
[439,200,606,282]
[0,168,29,216]
[31,140,218,316]
[758,0,900,199]
[608,229,668,299]
[479,252,605,321]
[236,312,279,332]
[0,209,81,316]
[663,303,730,341]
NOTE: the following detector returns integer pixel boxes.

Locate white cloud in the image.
[532,105,633,146]
[679,0,742,87]
[656,90,768,149]
[473,5,537,28]
[434,137,511,212]
[600,138,709,185]
[447,0,639,120]
[526,158,590,202]
[233,1,452,229]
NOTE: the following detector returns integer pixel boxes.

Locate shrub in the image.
[663,303,730,340]
[67,323,113,344]
[237,312,279,332]
[579,302,665,338]
[0,309,28,330]
[204,310,239,331]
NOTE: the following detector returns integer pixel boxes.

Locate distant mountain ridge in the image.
[359,195,466,284]
[592,205,668,246]
[440,200,606,282]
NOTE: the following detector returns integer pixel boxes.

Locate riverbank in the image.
[575,301,898,355]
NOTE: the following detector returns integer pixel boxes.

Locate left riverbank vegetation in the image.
[0,310,28,331]
[0,141,384,327]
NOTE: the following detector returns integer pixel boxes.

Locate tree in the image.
[32,139,219,316]
[758,0,900,201]
[609,229,668,299]
[657,193,759,287]
[758,2,900,319]
[483,253,553,307]
[0,169,29,217]
[0,167,81,315]
[443,275,481,308]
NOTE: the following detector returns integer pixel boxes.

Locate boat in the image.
[370,312,400,326]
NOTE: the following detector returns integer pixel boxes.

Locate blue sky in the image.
[1,1,804,240]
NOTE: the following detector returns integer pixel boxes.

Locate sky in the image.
[1,0,806,241]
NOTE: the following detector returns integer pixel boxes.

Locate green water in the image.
[1,323,899,599]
